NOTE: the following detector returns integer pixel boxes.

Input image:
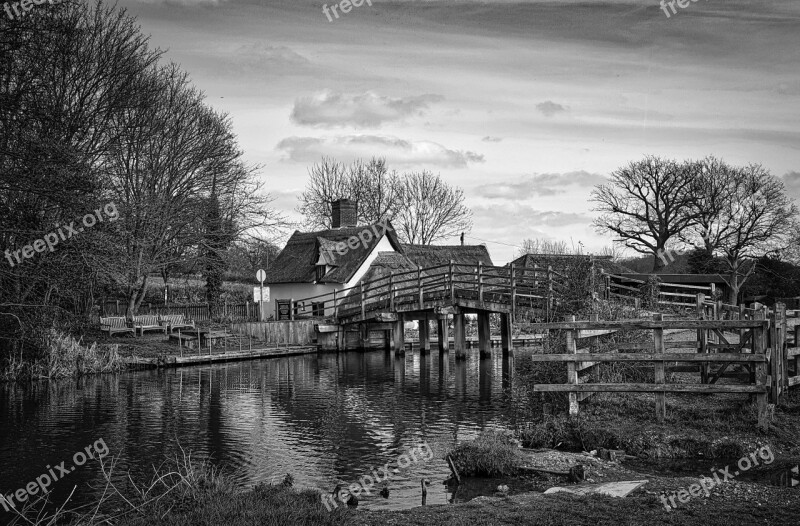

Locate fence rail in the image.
[289,261,570,323]
[601,271,715,308]
[528,312,775,429]
[99,300,261,322]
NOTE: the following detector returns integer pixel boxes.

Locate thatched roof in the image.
[358,252,419,283]
[509,253,631,276]
[402,244,494,268]
[265,222,402,284]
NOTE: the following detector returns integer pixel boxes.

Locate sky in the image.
[117,0,800,265]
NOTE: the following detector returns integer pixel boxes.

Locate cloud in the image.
[473,202,591,227]
[536,101,567,117]
[782,171,800,200]
[290,91,445,128]
[276,135,484,168]
[482,136,503,142]
[777,82,800,96]
[475,171,607,198]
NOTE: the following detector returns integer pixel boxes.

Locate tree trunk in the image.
[651,251,666,272]
[727,260,740,305]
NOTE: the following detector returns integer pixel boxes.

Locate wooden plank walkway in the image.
[124,346,317,369]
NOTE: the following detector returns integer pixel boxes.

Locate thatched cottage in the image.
[263,199,492,319]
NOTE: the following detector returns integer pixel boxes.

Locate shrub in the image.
[447,429,523,477]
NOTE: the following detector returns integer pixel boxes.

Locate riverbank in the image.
[78,456,800,526]
[514,380,800,460]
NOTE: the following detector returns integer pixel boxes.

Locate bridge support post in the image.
[393,314,405,356]
[454,312,467,360]
[437,317,449,353]
[500,313,513,357]
[478,311,491,359]
[419,318,430,354]
[358,323,369,350]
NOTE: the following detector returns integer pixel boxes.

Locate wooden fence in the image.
[528,313,773,429]
[698,297,800,398]
[230,320,316,345]
[100,300,261,322]
[601,271,715,308]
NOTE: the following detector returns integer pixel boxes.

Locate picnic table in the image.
[171,328,233,349]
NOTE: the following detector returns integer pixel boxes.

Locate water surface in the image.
[0,349,522,514]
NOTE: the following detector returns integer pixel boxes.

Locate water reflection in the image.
[0,349,525,513]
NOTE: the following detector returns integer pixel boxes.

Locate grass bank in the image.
[515,388,800,460]
[1,330,123,382]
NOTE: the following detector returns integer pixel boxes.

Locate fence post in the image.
[754,307,768,430]
[769,303,786,404]
[510,262,516,322]
[547,266,554,321]
[477,261,483,303]
[565,315,578,415]
[333,289,338,318]
[653,313,666,423]
[599,269,608,300]
[360,281,366,321]
[418,268,423,309]
[696,293,708,384]
[449,260,455,303]
[779,303,787,398]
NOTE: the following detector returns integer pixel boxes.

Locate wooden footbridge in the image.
[290,262,566,358]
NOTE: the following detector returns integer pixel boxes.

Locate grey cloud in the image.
[536,101,567,117]
[475,171,607,198]
[291,91,445,128]
[782,171,800,199]
[276,135,484,168]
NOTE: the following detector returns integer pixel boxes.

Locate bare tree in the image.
[105,65,277,317]
[688,164,798,304]
[680,157,738,255]
[394,171,472,245]
[0,1,160,313]
[515,238,570,258]
[592,156,697,272]
[297,156,401,229]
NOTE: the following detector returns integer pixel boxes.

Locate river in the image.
[0,349,522,515]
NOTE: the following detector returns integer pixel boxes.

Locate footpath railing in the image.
[290,262,569,322]
[528,313,774,429]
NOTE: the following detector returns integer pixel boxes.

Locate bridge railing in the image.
[290,261,569,321]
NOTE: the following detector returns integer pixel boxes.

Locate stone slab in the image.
[543,480,648,498]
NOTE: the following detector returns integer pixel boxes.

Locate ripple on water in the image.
[0,349,536,511]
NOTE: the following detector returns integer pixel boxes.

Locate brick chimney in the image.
[331,199,357,228]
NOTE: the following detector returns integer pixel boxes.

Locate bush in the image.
[447,429,523,477]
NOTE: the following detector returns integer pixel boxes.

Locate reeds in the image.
[1,330,123,381]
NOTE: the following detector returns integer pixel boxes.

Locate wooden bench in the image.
[100,316,134,337]
[160,314,195,333]
[133,315,166,337]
